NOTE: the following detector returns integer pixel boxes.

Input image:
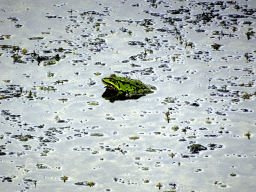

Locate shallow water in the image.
[0,0,256,191]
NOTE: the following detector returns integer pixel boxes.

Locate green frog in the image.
[102,74,155,102]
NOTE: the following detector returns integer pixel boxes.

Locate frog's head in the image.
[102,74,119,90]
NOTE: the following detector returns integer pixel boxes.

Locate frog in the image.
[102,74,155,102]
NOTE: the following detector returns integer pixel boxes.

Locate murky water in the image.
[0,0,255,191]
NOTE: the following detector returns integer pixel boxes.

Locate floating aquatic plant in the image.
[172,125,179,131]
[244,131,251,139]
[169,153,175,158]
[188,144,207,153]
[211,43,222,51]
[245,28,255,40]
[157,182,162,190]
[86,181,95,187]
[61,175,69,183]
[165,109,171,123]
[129,136,140,141]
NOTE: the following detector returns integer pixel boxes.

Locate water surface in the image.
[0,0,255,191]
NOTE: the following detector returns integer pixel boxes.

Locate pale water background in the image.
[0,0,256,191]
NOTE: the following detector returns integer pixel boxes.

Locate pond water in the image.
[0,0,255,191]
